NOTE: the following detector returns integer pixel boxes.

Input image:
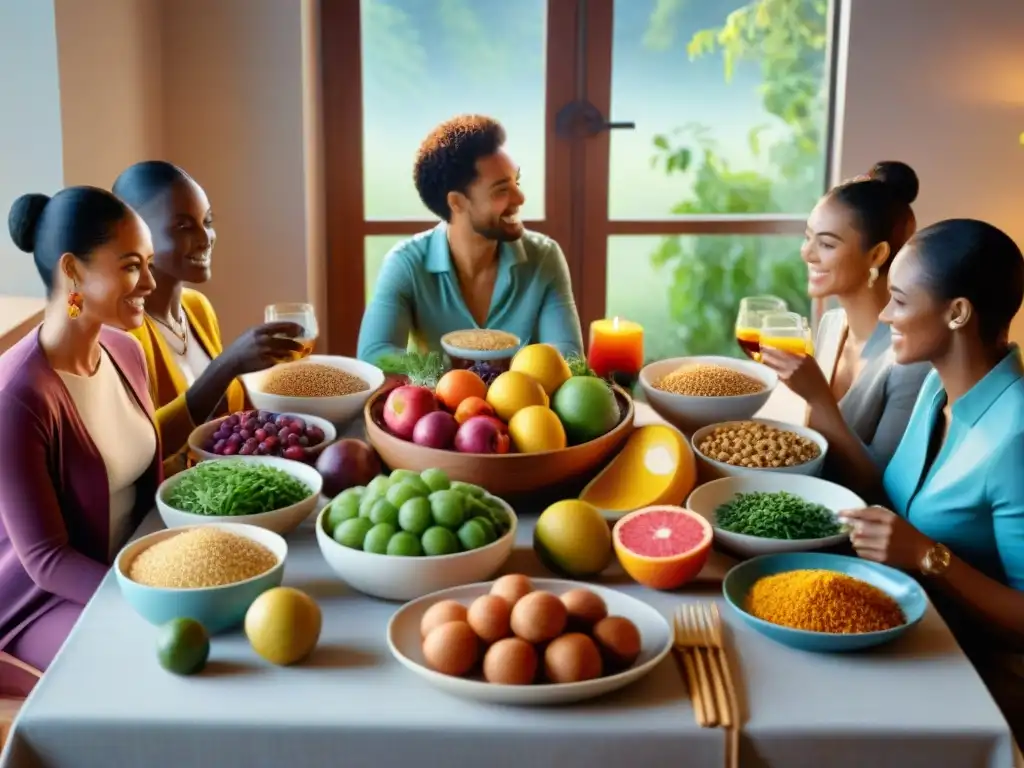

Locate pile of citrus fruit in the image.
[380,344,622,455]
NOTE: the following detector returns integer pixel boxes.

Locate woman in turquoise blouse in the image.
[357,115,584,364]
[834,219,1024,736]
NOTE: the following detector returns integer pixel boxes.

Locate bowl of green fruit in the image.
[316,468,517,601]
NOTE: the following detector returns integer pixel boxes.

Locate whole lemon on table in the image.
[534,499,613,578]
[485,370,547,422]
[245,587,322,666]
[508,405,567,453]
[510,344,571,396]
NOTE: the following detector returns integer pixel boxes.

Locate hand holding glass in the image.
[759,312,814,356]
[735,296,788,360]
[265,303,318,359]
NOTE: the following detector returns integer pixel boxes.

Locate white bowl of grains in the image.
[241,355,386,427]
[114,523,287,634]
[690,418,827,482]
[639,356,778,435]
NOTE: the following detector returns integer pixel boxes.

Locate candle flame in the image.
[612,316,620,330]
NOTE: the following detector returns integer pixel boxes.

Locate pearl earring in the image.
[948,321,959,330]
[867,267,879,288]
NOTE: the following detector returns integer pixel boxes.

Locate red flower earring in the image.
[67,286,83,319]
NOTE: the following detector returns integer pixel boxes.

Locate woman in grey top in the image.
[761,162,931,495]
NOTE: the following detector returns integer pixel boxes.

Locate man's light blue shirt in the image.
[357,224,584,364]
[883,346,1024,589]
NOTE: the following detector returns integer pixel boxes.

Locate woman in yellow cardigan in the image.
[112,161,303,473]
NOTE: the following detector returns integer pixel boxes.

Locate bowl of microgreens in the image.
[685,473,864,558]
[156,456,324,536]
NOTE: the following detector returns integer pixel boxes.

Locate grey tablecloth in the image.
[1,507,1016,768]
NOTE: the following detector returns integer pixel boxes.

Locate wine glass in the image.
[735,296,787,360]
[265,302,319,359]
[759,311,814,357]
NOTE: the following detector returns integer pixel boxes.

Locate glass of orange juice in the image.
[265,302,319,359]
[735,296,787,360]
[759,312,814,356]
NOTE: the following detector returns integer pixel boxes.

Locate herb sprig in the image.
[714,491,845,540]
[375,351,449,389]
[166,462,312,517]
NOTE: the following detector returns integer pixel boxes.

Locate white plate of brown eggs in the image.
[386,574,673,706]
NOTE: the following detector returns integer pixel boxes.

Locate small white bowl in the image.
[157,456,323,536]
[241,355,385,427]
[691,418,828,481]
[440,331,522,364]
[188,411,337,463]
[639,356,778,435]
[315,499,518,601]
[686,474,864,558]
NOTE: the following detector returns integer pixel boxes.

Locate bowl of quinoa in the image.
[638,356,778,435]
[440,329,522,370]
[241,354,386,427]
[114,523,287,634]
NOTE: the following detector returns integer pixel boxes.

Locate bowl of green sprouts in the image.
[157,456,323,536]
[685,474,864,559]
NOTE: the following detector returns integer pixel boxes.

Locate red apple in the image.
[412,410,459,450]
[383,385,437,440]
[454,416,511,455]
[479,416,508,433]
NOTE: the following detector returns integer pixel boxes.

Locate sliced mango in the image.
[580,424,696,514]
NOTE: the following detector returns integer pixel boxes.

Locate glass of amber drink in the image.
[265,302,318,359]
[735,296,787,360]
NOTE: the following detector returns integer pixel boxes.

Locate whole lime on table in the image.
[551,376,620,445]
[156,617,210,676]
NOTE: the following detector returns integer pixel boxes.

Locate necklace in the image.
[149,309,189,356]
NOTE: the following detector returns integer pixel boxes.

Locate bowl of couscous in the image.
[114,523,287,634]
[241,355,386,427]
[639,356,778,435]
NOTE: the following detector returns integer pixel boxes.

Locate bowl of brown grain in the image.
[639,355,778,435]
[241,355,386,427]
[440,329,521,371]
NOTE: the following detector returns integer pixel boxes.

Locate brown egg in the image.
[422,621,479,677]
[420,600,468,639]
[510,591,567,644]
[483,637,538,685]
[490,574,534,607]
[467,594,512,644]
[543,633,603,683]
[560,588,608,630]
[592,616,641,669]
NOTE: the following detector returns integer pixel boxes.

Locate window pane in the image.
[608,0,832,219]
[361,0,547,220]
[605,235,811,362]
[365,235,405,301]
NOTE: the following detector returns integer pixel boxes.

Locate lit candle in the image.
[587,317,644,387]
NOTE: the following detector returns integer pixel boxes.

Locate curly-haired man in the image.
[357,114,583,363]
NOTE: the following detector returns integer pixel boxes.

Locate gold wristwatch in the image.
[920,542,952,576]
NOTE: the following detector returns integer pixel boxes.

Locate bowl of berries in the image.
[189,410,337,464]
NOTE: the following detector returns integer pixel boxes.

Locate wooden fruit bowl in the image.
[363,385,636,498]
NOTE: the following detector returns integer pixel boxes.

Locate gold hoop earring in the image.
[867,267,879,289]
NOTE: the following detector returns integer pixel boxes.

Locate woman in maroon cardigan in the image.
[0,186,162,683]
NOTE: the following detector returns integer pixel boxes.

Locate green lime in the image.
[367,474,391,496]
[364,523,397,554]
[369,499,400,527]
[420,468,451,493]
[551,376,620,444]
[388,469,419,486]
[398,497,433,535]
[325,494,360,533]
[386,481,422,509]
[334,517,374,549]
[156,617,209,675]
[451,481,486,498]
[429,490,466,529]
[387,531,424,557]
[358,490,382,518]
[470,516,497,542]
[457,519,492,551]
[421,526,460,556]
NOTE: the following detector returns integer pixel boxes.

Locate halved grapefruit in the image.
[612,506,713,590]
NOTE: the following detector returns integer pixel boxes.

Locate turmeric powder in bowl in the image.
[745,569,905,634]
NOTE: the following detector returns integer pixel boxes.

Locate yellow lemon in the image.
[510,344,572,396]
[245,587,322,666]
[485,371,547,422]
[534,499,613,577]
[508,405,567,453]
